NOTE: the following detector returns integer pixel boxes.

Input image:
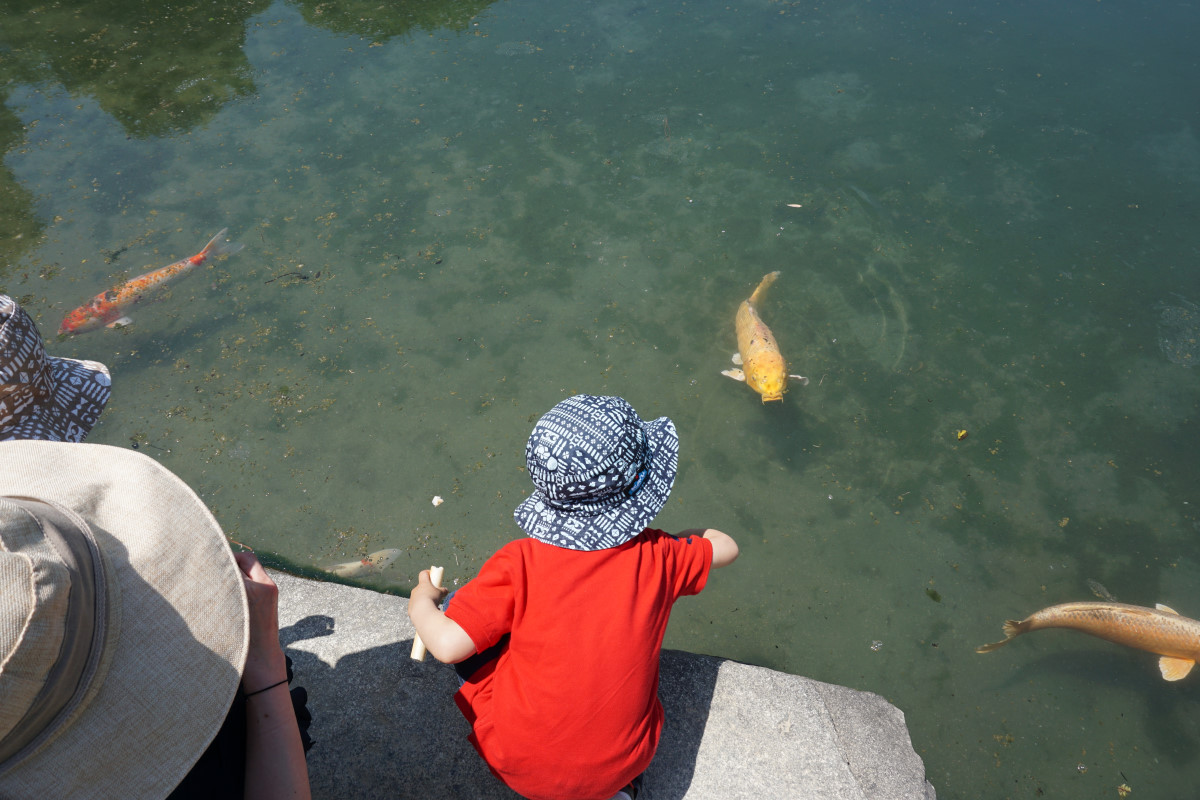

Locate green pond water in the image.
[3,0,1199,796]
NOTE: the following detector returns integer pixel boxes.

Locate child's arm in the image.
[678,528,739,568]
[407,569,477,663]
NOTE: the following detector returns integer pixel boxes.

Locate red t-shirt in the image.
[443,528,713,800]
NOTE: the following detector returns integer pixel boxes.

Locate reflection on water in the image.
[3,0,1200,796]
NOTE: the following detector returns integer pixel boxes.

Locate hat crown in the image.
[0,506,67,742]
[0,498,102,769]
[525,396,650,510]
[514,395,679,551]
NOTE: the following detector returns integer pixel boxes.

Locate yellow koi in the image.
[721,271,807,402]
[977,601,1200,681]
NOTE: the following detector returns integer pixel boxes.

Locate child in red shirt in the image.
[409,394,738,800]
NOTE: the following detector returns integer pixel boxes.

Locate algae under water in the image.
[2,0,1199,796]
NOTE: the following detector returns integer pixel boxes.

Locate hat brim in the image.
[1,355,112,443]
[514,414,679,551]
[0,441,247,797]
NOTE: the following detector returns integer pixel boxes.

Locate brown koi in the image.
[977,601,1200,681]
[721,271,807,402]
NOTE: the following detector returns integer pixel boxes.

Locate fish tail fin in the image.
[975,619,1027,653]
[748,270,781,306]
[199,228,245,260]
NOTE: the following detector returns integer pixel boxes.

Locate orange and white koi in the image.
[721,271,807,402]
[59,228,243,335]
[326,548,402,579]
[977,601,1200,681]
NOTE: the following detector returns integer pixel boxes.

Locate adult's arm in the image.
[236,551,312,800]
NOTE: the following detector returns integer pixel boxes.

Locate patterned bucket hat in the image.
[0,295,111,442]
[514,394,679,551]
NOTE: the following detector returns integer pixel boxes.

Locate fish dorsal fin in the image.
[1157,603,1180,615]
[1159,656,1195,681]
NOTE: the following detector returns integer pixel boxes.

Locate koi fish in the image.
[977,601,1200,681]
[59,228,243,335]
[721,271,808,402]
[326,548,402,579]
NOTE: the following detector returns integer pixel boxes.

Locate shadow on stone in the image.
[270,571,935,800]
[652,651,721,799]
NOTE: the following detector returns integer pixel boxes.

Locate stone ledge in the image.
[271,571,936,799]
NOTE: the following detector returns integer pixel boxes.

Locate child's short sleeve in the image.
[443,542,522,653]
[651,528,713,599]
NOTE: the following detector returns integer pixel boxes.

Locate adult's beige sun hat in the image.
[0,440,248,797]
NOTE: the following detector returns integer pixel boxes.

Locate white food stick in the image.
[410,565,445,661]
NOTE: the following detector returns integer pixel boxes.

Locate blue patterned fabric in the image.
[0,296,111,443]
[513,395,678,551]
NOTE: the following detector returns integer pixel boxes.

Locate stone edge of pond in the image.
[270,570,937,800]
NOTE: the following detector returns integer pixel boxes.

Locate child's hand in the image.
[410,569,450,609]
[407,569,473,663]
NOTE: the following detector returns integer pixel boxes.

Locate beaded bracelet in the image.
[244,677,288,698]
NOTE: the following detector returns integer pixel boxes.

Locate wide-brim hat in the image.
[0,441,248,797]
[0,295,112,442]
[514,395,678,551]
